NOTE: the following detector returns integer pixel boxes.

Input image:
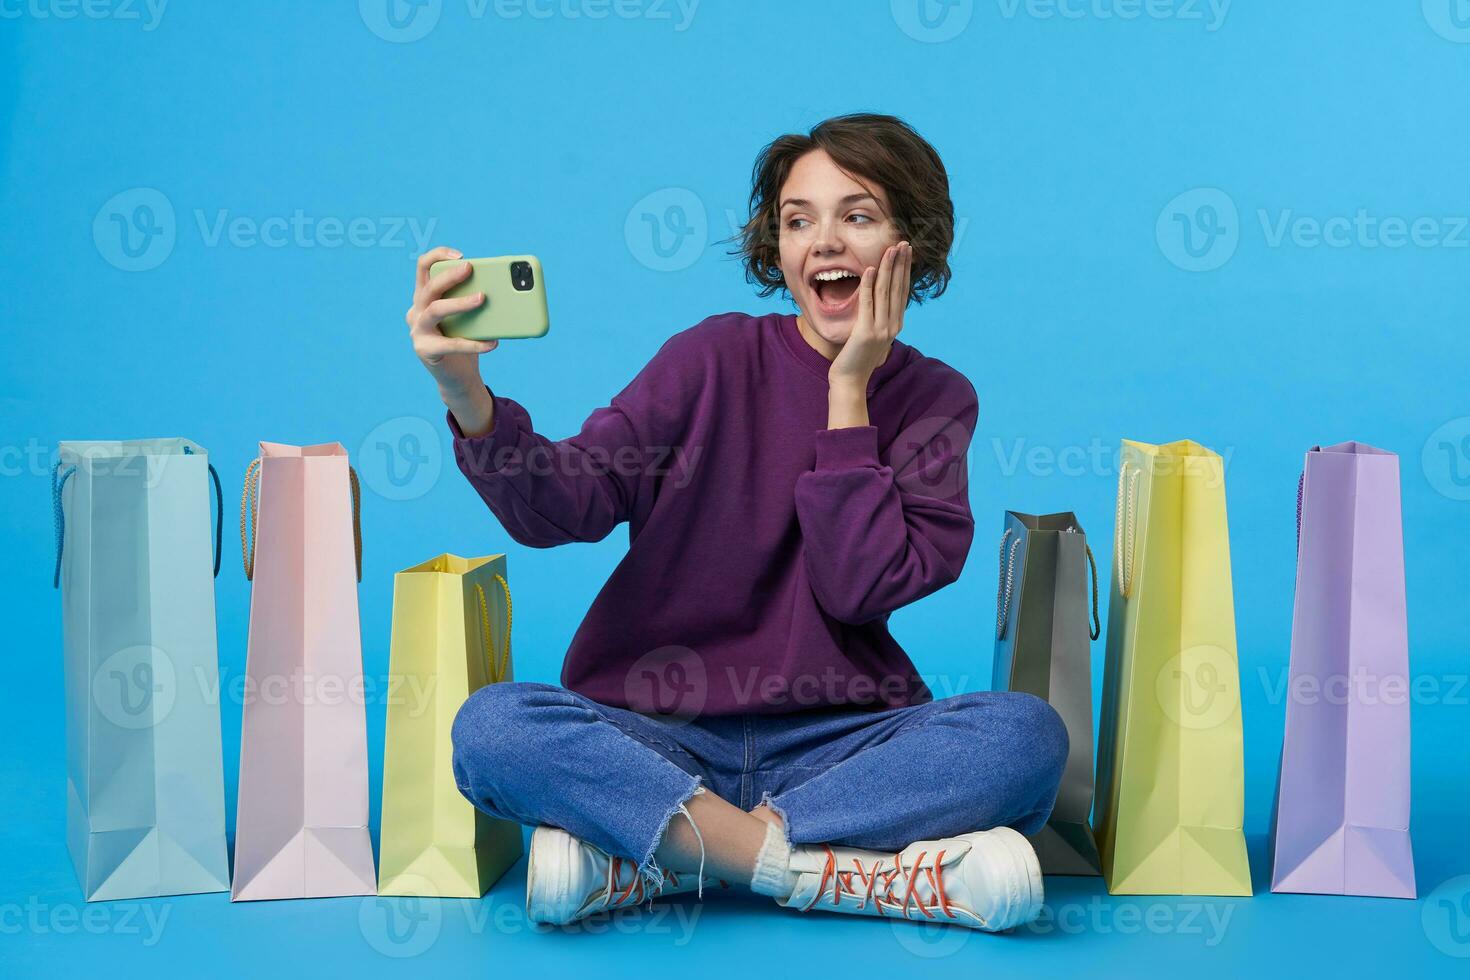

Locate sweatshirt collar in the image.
[776,313,910,395]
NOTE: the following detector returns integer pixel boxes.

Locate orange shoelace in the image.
[802,846,983,925]
[584,860,727,915]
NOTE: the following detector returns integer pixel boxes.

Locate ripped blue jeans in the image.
[450,682,1068,888]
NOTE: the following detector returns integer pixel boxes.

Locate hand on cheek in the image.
[829,241,911,389]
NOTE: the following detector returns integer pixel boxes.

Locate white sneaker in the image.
[526,825,725,925]
[776,826,1043,931]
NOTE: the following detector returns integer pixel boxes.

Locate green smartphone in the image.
[428,255,550,340]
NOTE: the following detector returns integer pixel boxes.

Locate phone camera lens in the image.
[510,261,534,291]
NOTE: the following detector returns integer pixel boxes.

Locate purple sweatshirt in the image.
[447,311,978,716]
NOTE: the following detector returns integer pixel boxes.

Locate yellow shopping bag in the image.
[1092,441,1251,896]
[378,553,523,897]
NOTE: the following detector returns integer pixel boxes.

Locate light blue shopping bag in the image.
[54,439,230,900]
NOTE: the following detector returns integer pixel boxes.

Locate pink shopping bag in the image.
[231,442,376,901]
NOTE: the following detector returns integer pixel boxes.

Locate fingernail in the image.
[450,249,463,258]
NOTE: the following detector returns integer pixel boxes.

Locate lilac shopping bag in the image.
[1269,442,1415,898]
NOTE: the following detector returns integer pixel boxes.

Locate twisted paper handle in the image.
[1114,462,1142,598]
[474,574,513,685]
[994,529,1023,640]
[240,458,261,580]
[51,459,76,588]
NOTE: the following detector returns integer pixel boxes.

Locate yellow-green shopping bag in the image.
[1091,440,1251,896]
[378,553,523,897]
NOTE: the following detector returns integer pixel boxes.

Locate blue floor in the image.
[5,698,1466,978]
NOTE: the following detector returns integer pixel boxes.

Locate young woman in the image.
[405,114,1068,931]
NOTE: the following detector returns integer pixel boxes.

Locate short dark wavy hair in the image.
[736,113,954,304]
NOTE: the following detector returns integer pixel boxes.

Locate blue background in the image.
[3,0,1469,975]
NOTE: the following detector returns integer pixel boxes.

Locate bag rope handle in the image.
[240,458,261,580]
[994,528,1022,640]
[182,446,224,577]
[1066,526,1103,641]
[350,465,362,583]
[1114,462,1142,598]
[474,574,513,685]
[1294,447,1318,563]
[51,459,77,588]
[241,459,361,582]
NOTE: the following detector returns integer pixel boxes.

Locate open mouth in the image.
[809,268,861,316]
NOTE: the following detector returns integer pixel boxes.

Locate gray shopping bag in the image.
[992,511,1102,876]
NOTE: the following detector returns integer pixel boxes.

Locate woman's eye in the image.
[786,217,811,230]
[846,213,874,225]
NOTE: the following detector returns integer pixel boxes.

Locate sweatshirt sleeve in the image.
[446,392,637,547]
[793,375,978,625]
[448,334,697,548]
